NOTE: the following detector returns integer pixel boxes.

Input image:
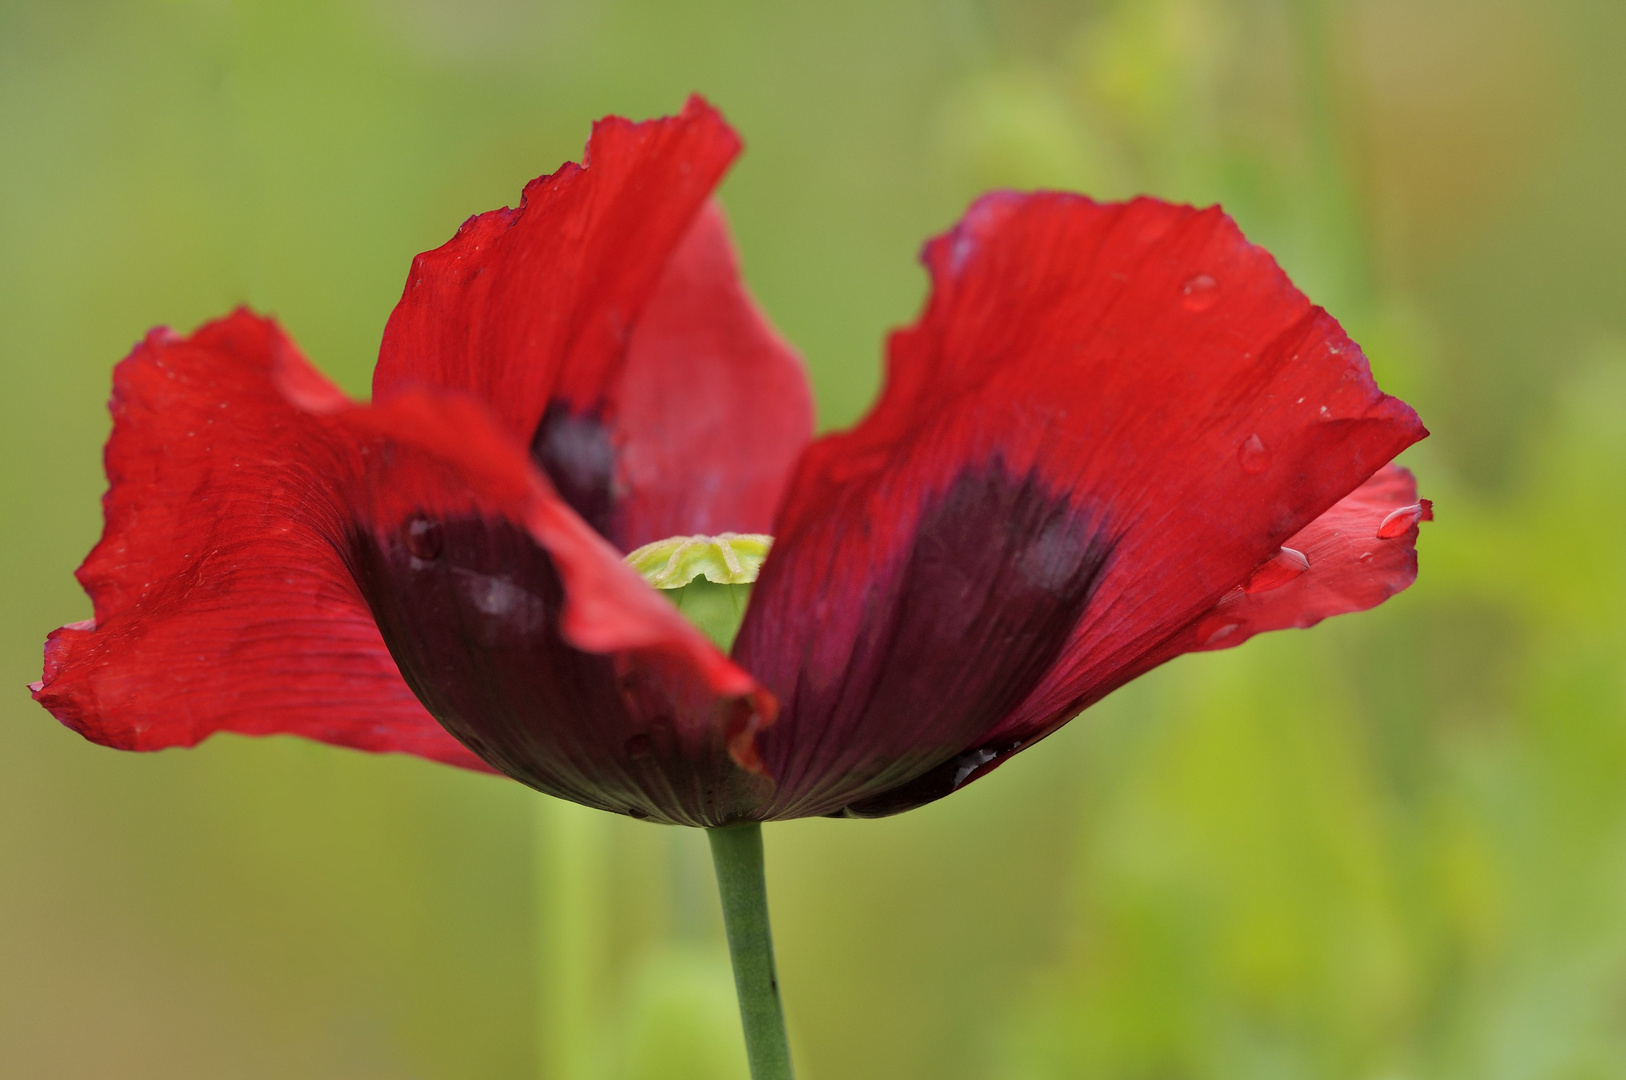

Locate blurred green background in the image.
[3,0,1623,1076]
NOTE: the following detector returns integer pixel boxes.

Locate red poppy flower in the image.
[32,97,1428,827]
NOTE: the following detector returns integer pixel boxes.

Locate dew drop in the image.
[1197,616,1240,646]
[1244,546,1310,594]
[403,515,443,560]
[1376,503,1425,539]
[951,748,1000,789]
[624,733,653,759]
[949,741,1023,790]
[1181,273,1219,312]
[626,807,650,820]
[1358,551,1374,563]
[1237,433,1271,474]
[1136,213,1174,246]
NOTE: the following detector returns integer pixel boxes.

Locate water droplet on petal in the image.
[1376,503,1425,539]
[404,515,443,560]
[951,748,1000,788]
[949,740,1024,790]
[1197,615,1241,646]
[1358,551,1374,563]
[627,806,650,820]
[624,733,653,759]
[1237,433,1271,474]
[1244,545,1310,594]
[1181,273,1219,312]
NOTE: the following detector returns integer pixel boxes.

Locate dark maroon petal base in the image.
[739,461,1114,818]
[349,516,771,825]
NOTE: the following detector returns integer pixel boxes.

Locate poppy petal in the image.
[737,193,1427,819]
[613,200,814,548]
[850,466,1432,816]
[280,337,780,826]
[30,311,487,769]
[37,311,777,824]
[375,99,809,550]
[1176,464,1431,653]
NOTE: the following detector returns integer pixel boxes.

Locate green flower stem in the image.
[708,822,795,1080]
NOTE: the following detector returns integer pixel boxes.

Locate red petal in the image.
[738,194,1427,818]
[279,342,780,825]
[287,379,766,686]
[37,312,779,823]
[374,97,737,426]
[31,312,487,769]
[614,200,814,547]
[949,465,1431,782]
[1176,464,1431,652]
[374,99,808,548]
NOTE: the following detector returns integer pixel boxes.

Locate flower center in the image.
[624,533,772,651]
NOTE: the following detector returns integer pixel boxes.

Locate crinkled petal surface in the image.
[31,313,485,768]
[36,311,777,825]
[376,97,812,550]
[736,193,1428,819]
[1171,464,1432,655]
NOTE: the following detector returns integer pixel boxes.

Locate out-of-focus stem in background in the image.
[538,796,608,1080]
[1290,0,1370,312]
